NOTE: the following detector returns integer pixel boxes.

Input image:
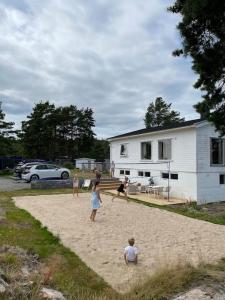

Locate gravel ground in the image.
[0,177,30,191]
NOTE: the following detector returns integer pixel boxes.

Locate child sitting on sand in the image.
[124,238,138,265]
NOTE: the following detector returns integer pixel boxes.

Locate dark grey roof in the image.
[108,118,205,140]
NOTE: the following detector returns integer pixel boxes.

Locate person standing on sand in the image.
[111,176,129,201]
[90,180,102,221]
[110,161,115,178]
[95,169,102,182]
[73,174,79,197]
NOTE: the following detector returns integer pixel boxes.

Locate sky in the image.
[0,0,202,138]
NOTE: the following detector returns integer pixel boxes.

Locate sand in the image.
[13,193,225,293]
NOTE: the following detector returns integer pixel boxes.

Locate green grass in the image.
[2,188,225,299]
[104,191,225,226]
[0,190,115,300]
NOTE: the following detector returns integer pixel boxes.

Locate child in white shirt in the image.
[124,238,138,265]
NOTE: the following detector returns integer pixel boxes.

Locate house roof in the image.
[108,118,205,140]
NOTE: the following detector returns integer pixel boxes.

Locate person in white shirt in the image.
[124,238,138,265]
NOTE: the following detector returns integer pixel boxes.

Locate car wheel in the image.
[61,171,69,179]
[30,174,39,181]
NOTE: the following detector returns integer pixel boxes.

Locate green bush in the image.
[63,162,74,170]
[0,169,12,176]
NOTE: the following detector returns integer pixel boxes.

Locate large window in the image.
[120,144,128,157]
[158,139,172,160]
[141,142,152,160]
[138,171,151,177]
[120,169,130,175]
[162,172,178,180]
[220,174,225,184]
[211,138,224,165]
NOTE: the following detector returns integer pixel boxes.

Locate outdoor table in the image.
[146,185,163,198]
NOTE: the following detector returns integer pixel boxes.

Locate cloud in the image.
[0,0,201,138]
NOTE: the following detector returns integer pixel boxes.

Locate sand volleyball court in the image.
[14,193,225,293]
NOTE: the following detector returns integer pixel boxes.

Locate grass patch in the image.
[104,191,225,226]
[0,190,114,299]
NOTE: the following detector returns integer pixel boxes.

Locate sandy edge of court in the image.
[13,193,225,293]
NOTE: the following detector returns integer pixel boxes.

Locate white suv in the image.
[22,164,70,182]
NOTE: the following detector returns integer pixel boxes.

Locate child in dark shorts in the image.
[112,177,129,201]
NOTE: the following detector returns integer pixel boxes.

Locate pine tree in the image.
[169,0,225,134]
[144,97,185,128]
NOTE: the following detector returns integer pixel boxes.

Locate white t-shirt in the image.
[124,246,138,261]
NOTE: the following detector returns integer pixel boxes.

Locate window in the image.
[47,165,57,169]
[220,174,225,184]
[171,173,178,180]
[36,165,47,170]
[138,171,151,177]
[162,172,169,179]
[120,169,130,175]
[211,138,224,165]
[141,142,151,160]
[158,139,172,160]
[120,144,128,157]
[162,172,178,180]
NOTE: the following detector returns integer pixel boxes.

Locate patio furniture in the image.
[82,179,91,189]
[127,184,139,195]
[147,185,164,198]
[140,185,147,193]
[159,186,171,199]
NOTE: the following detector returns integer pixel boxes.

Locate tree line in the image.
[0,101,109,161]
[1,98,185,161]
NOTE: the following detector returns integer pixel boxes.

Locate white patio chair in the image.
[159,186,171,199]
[82,179,91,189]
[140,185,147,193]
[127,184,139,195]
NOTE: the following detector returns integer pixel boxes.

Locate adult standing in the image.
[110,160,115,178]
[90,180,102,221]
[95,169,101,182]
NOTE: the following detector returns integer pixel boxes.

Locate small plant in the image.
[2,253,21,267]
[0,169,12,176]
[63,162,74,170]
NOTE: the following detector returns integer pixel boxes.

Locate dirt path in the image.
[13,193,225,293]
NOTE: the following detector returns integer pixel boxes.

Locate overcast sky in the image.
[0,0,202,138]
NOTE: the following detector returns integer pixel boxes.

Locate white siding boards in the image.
[109,119,225,204]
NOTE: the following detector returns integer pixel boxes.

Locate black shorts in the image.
[117,184,125,193]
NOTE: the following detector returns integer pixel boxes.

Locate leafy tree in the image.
[0,101,16,156]
[144,97,185,128]
[20,101,95,160]
[168,0,225,134]
[86,139,110,161]
[20,101,56,159]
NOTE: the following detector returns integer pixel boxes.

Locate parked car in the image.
[14,162,46,178]
[21,164,70,182]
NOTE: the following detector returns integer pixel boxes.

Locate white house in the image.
[108,119,225,204]
[75,158,95,170]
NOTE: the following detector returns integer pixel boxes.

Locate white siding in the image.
[196,124,225,204]
[110,127,198,201]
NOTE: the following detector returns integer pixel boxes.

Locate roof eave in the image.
[108,123,202,142]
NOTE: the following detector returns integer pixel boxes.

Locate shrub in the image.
[63,162,74,170]
[0,169,12,176]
